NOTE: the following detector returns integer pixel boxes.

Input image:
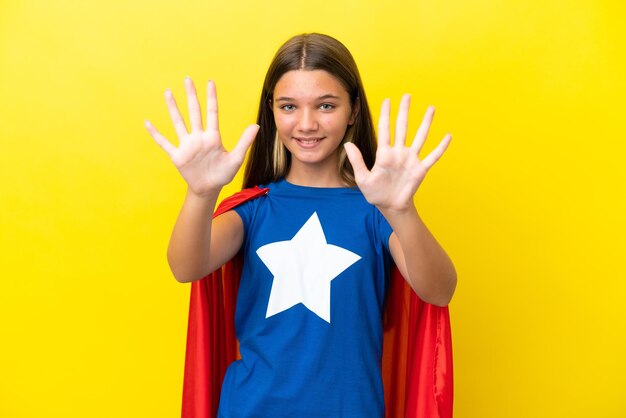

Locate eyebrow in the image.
[275,94,342,102]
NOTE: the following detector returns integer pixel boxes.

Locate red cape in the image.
[181,187,453,418]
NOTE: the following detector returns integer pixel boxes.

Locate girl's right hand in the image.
[145,77,259,198]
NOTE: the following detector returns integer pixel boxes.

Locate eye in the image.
[319,103,335,111]
[280,104,296,112]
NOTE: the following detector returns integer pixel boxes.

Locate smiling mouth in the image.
[294,137,324,145]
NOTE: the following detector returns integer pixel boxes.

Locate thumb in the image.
[344,142,369,183]
[231,124,260,161]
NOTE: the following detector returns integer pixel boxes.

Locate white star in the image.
[256,212,361,323]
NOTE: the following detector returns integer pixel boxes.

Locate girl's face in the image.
[272,69,357,178]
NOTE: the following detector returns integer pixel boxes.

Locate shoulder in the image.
[214,186,270,218]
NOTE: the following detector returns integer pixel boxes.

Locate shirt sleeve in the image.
[376,209,394,254]
[232,200,251,240]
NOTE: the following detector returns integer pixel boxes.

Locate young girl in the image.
[146,33,456,418]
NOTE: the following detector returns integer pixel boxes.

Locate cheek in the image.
[325,115,351,134]
[273,114,292,135]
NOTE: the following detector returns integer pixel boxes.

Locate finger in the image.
[344,142,370,184]
[410,105,435,154]
[185,77,203,133]
[206,80,219,133]
[394,94,411,148]
[165,89,189,138]
[377,99,391,147]
[145,120,176,157]
[230,124,260,163]
[421,133,452,170]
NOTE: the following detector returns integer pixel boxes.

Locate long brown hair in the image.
[243,33,377,188]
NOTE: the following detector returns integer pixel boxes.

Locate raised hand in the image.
[145,78,259,197]
[344,94,451,213]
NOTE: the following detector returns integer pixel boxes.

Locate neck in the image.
[285,160,345,188]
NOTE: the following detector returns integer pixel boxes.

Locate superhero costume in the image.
[181,186,453,418]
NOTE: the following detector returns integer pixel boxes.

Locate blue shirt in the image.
[218,179,393,418]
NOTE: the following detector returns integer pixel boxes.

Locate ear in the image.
[348,99,360,126]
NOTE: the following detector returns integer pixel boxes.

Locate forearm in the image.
[167,188,220,283]
[382,205,457,306]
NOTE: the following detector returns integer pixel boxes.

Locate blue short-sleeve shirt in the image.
[218,179,394,418]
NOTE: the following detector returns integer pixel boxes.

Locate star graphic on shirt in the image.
[256,212,361,323]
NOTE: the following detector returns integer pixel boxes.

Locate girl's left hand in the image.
[344,94,451,214]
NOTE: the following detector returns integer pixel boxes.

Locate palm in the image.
[168,127,239,195]
[145,78,258,196]
[345,95,451,212]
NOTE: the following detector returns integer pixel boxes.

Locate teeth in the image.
[298,138,320,144]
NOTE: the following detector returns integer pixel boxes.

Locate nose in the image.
[297,108,318,132]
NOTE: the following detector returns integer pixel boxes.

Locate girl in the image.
[146,33,456,418]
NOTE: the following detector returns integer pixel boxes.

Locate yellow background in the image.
[1,0,625,417]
